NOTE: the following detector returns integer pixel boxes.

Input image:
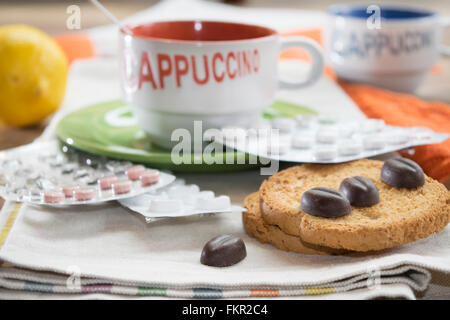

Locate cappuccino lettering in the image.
[192,55,209,85]
[138,52,157,89]
[331,30,434,58]
[138,49,260,89]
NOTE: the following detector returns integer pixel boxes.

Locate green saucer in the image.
[56,100,315,172]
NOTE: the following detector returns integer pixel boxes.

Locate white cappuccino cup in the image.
[119,20,324,149]
[325,4,450,93]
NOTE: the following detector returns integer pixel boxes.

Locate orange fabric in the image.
[54,30,450,182]
[431,65,443,75]
[53,33,95,64]
[250,289,279,297]
[280,29,336,79]
[280,29,323,61]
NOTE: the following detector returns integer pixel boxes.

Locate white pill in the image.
[388,132,409,145]
[172,178,186,186]
[360,119,385,133]
[149,199,183,213]
[247,127,263,139]
[197,190,215,200]
[296,114,317,128]
[363,135,385,150]
[339,126,356,138]
[168,184,200,199]
[291,135,314,149]
[267,139,290,155]
[128,193,166,207]
[317,116,335,125]
[167,185,199,205]
[183,194,199,206]
[314,147,337,160]
[250,121,271,132]
[316,129,338,144]
[338,142,362,156]
[189,184,201,193]
[221,127,247,143]
[271,117,296,133]
[196,195,231,211]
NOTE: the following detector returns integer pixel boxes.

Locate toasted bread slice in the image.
[259,159,449,252]
[243,192,348,255]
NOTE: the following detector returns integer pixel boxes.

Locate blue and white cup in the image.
[325,4,450,92]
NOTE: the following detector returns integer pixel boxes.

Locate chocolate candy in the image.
[200,235,246,267]
[339,176,379,207]
[300,187,351,218]
[381,158,425,189]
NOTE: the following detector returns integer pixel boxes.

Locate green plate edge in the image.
[56,100,316,173]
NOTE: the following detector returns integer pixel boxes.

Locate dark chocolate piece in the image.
[381,158,425,189]
[339,176,380,207]
[300,187,351,218]
[200,234,247,267]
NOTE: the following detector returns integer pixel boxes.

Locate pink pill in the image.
[113,180,132,194]
[140,170,160,187]
[62,186,79,198]
[74,188,95,201]
[126,165,146,181]
[98,176,118,190]
[44,191,65,203]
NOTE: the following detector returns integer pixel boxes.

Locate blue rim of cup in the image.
[326,3,436,20]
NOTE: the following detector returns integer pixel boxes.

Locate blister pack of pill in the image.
[118,180,243,222]
[215,116,450,163]
[0,140,175,205]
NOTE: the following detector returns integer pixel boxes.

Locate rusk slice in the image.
[259,159,450,252]
[242,192,347,255]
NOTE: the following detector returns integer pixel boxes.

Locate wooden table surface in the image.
[0,0,449,210]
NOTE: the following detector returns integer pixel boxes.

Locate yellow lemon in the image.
[0,25,68,126]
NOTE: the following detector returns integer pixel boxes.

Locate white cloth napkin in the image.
[2,199,449,300]
[0,0,449,299]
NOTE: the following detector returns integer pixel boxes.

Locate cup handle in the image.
[440,17,450,56]
[278,37,325,89]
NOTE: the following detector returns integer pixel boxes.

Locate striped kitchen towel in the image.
[0,199,447,300]
[0,261,428,299]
